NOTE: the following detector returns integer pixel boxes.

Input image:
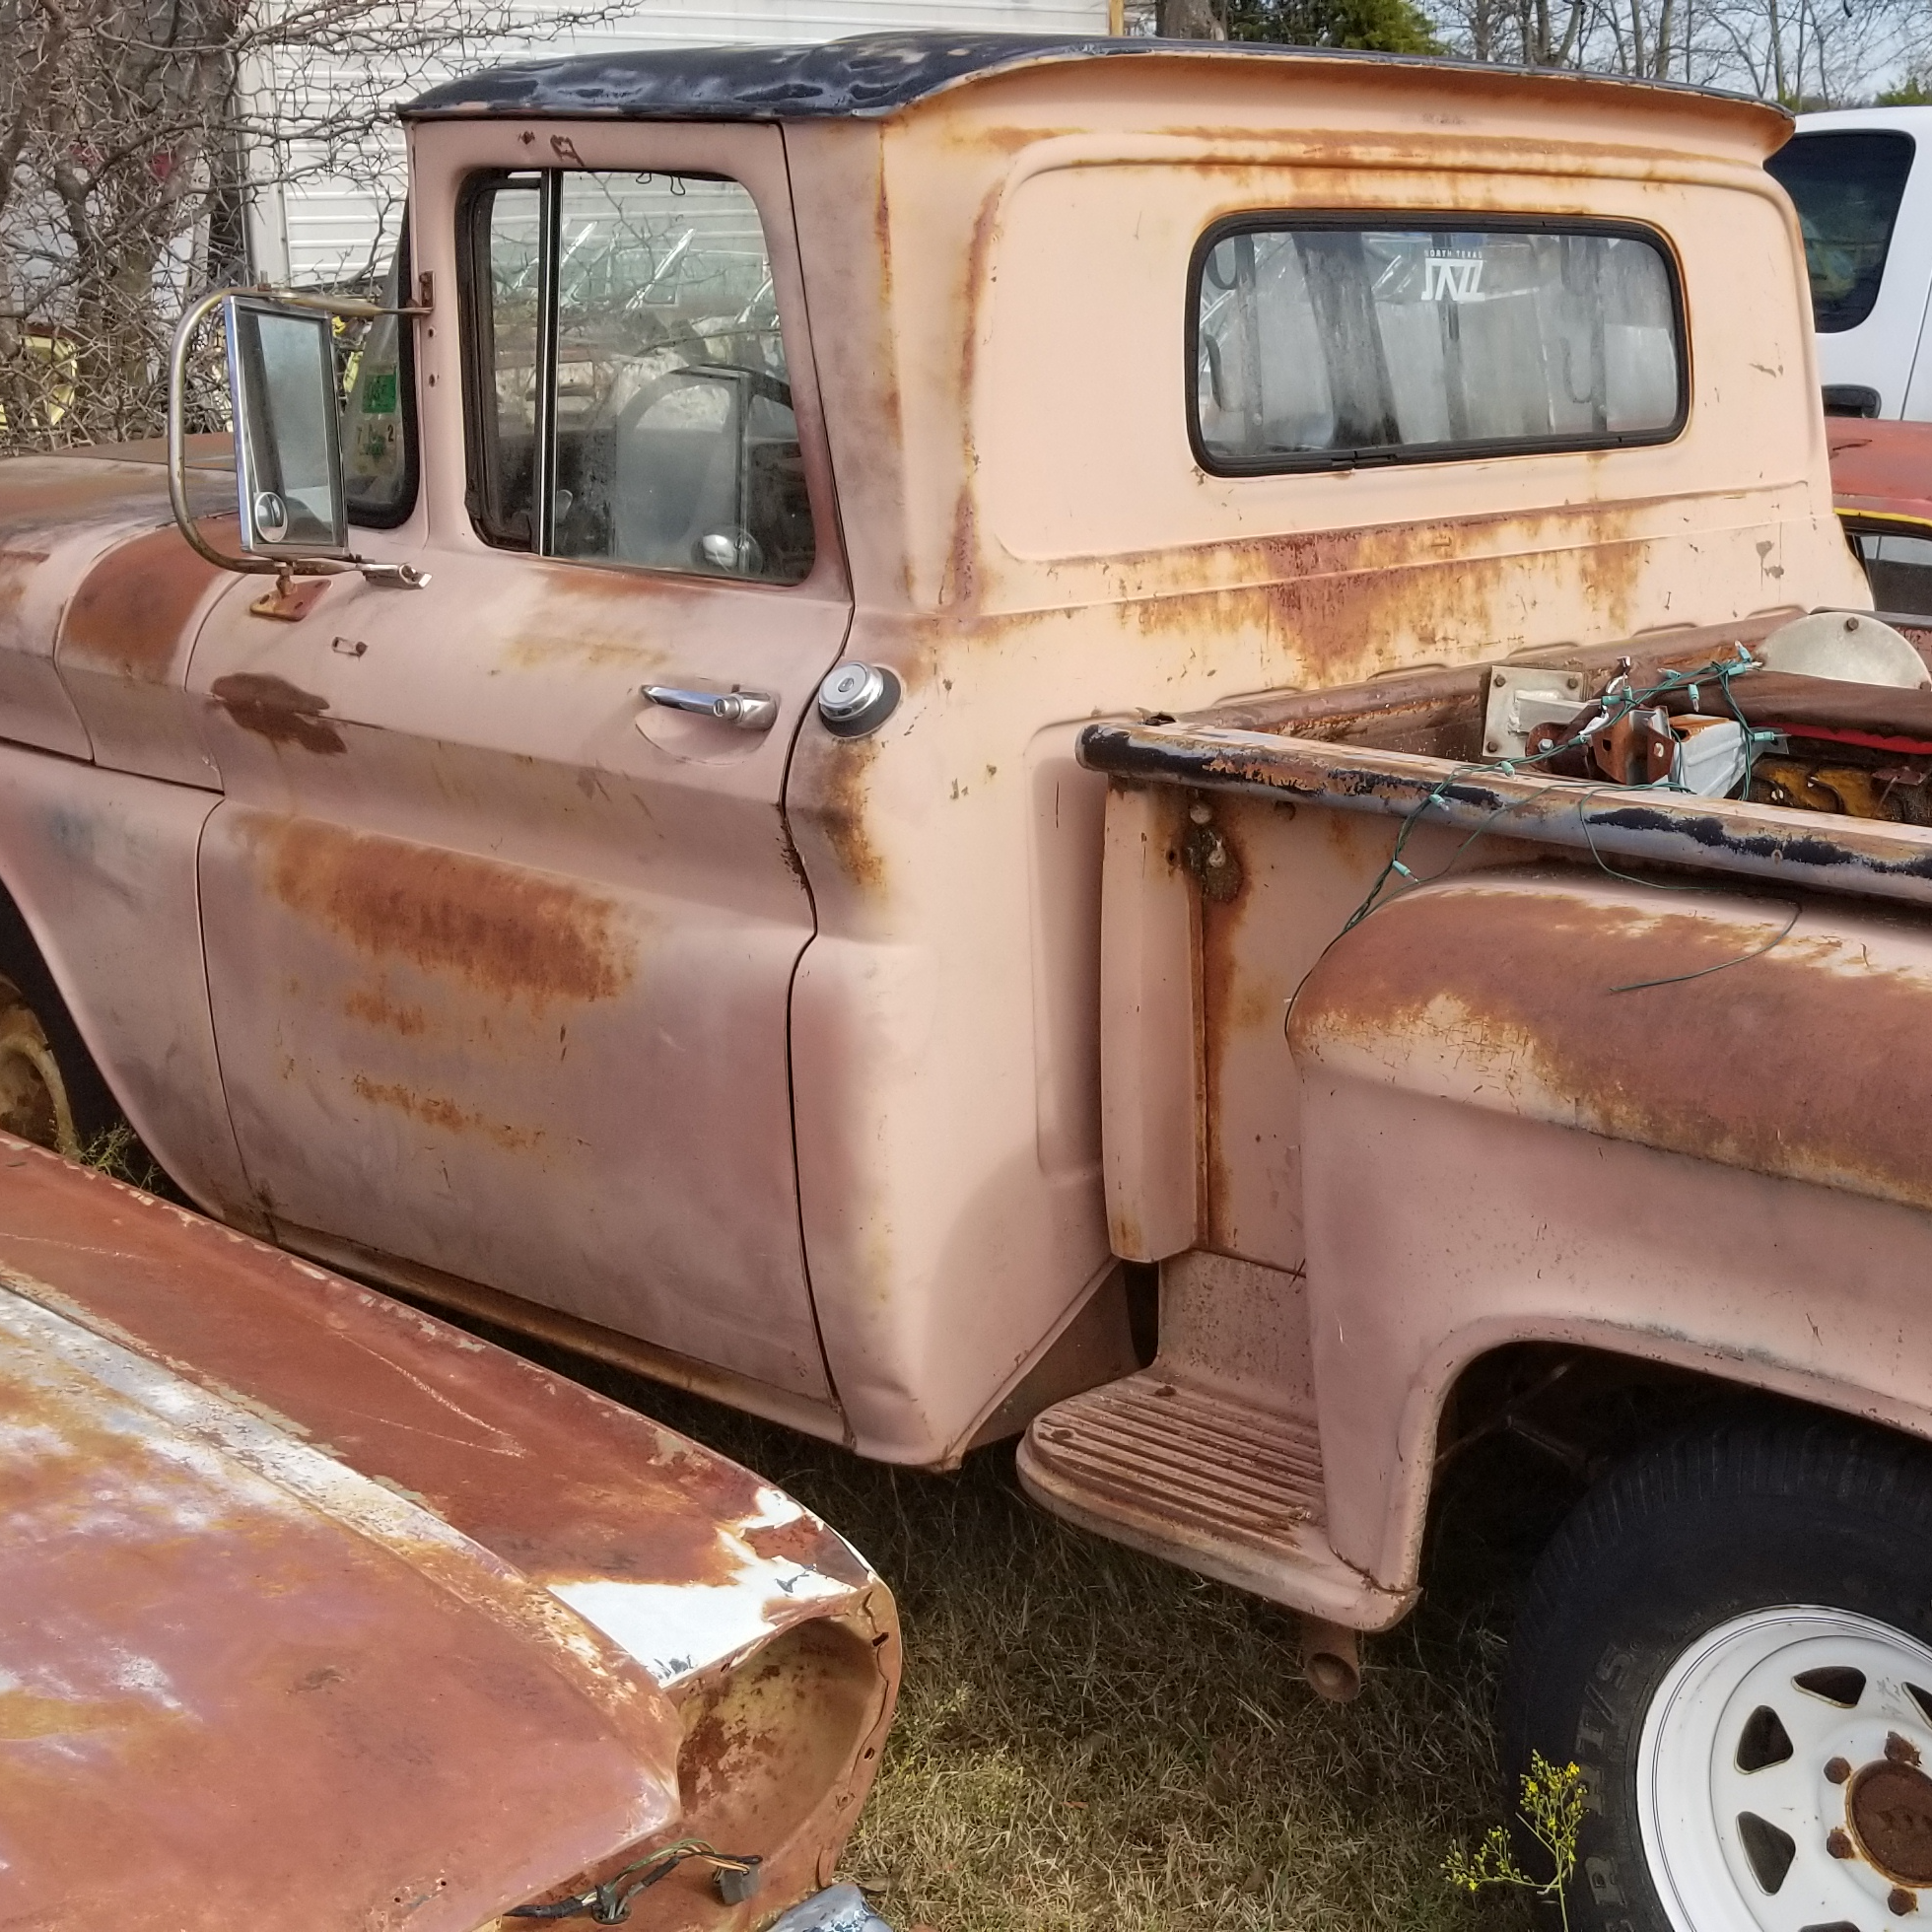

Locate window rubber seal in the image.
[1183,209,1690,480]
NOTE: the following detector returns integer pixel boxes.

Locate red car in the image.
[1830,414,1932,629]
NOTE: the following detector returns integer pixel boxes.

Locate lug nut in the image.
[1829,1828,1856,1859]
[1827,1758,1853,1784]
[1892,1886,1918,1916]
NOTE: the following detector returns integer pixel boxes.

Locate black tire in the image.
[1501,1416,1932,1931]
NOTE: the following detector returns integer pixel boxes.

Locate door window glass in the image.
[1766,131,1915,334]
[1191,220,1683,473]
[465,170,813,585]
[343,234,418,527]
[469,175,541,544]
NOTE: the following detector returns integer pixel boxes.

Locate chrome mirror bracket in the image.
[167,287,432,591]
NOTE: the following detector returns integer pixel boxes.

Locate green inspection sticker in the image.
[362,370,398,414]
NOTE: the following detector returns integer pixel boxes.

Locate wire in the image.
[1339,645,1765,935]
[508,1842,760,1924]
[1605,898,1803,994]
[1280,645,1795,1030]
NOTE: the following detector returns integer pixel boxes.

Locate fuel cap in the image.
[816,661,900,738]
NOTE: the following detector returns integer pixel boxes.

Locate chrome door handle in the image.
[641,684,778,730]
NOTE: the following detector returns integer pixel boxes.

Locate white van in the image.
[1769,105,1932,418]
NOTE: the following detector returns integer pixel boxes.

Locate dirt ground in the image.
[527,1344,1571,1932]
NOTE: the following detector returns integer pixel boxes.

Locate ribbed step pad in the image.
[1023,1373,1325,1552]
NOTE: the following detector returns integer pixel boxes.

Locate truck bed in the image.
[1019,617,1932,1628]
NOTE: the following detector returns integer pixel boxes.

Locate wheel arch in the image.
[1392,1321,1932,1598]
[0,745,258,1224]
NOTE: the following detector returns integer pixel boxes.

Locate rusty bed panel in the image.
[1081,718,1932,911]
[1280,871,1932,1589]
[1292,870,1932,1213]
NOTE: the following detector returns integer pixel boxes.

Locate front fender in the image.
[0,741,254,1221]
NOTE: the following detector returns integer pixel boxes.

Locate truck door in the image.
[188,136,851,1415]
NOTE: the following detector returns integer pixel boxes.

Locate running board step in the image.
[1016,1370,1412,1628]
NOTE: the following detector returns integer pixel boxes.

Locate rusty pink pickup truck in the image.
[10,30,1932,1932]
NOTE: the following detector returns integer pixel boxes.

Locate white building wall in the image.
[250,0,1109,286]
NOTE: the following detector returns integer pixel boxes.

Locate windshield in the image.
[1766,130,1916,333]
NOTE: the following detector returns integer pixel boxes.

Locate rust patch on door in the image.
[350,1074,539,1153]
[342,987,429,1036]
[256,818,638,1008]
[211,673,347,755]
[59,523,230,679]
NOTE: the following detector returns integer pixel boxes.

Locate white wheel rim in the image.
[1638,1605,1932,1931]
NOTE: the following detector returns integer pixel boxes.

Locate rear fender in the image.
[1290,867,1932,1591]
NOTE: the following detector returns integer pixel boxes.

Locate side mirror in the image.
[167,285,429,589]
[226,296,349,558]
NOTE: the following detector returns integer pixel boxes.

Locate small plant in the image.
[78,1122,160,1194]
[1443,1753,1586,1930]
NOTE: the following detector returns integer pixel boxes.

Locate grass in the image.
[525,1346,1573,1932]
[74,1121,163,1192]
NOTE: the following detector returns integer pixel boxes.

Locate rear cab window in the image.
[1765,131,1916,333]
[460,168,813,585]
[1190,218,1685,473]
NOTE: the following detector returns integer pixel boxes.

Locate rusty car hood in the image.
[0,1138,885,1928]
[1829,416,1932,527]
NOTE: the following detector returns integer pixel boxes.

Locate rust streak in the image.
[350,1074,540,1153]
[1292,876,1932,1212]
[255,819,637,1008]
[1119,503,1650,687]
[0,1690,143,1740]
[939,192,1003,613]
[816,737,885,892]
[342,988,429,1036]
[210,673,347,755]
[59,523,229,680]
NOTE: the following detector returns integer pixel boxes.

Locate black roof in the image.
[402,31,1434,122]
